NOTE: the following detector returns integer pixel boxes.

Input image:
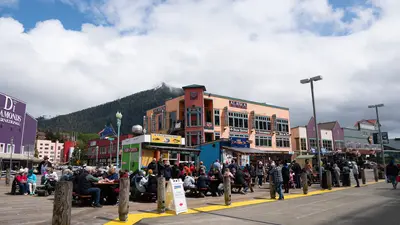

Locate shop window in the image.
[309,138,317,149]
[186,107,202,127]
[255,136,272,147]
[169,111,177,129]
[276,137,290,148]
[276,119,289,132]
[214,132,220,140]
[322,140,333,151]
[228,112,248,129]
[255,116,271,130]
[214,109,220,126]
[335,140,344,149]
[300,138,307,150]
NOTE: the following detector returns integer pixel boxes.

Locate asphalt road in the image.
[137,182,399,225]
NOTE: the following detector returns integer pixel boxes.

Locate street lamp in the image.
[368,104,385,166]
[116,111,123,169]
[300,75,323,184]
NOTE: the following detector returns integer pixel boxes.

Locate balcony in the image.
[168,120,185,135]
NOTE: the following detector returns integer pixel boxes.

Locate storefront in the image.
[121,134,200,171]
[222,146,292,166]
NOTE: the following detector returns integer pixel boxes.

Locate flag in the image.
[98,125,117,139]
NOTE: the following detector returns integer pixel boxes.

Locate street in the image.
[136,181,398,225]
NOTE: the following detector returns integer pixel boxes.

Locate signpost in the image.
[165,179,188,215]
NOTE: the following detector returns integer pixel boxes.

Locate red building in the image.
[86,134,134,166]
[63,140,76,163]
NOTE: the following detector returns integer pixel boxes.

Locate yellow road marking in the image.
[103,180,385,225]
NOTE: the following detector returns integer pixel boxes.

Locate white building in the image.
[291,126,308,155]
[36,140,64,164]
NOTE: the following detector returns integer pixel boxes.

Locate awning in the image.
[295,155,315,159]
[144,145,200,152]
[222,146,290,155]
[0,153,41,162]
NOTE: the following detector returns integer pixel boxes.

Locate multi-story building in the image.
[144,84,292,157]
[36,140,64,164]
[291,126,308,155]
[343,119,382,156]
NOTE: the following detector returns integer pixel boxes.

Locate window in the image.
[6,144,14,153]
[255,116,271,130]
[309,138,317,149]
[158,114,163,130]
[45,147,49,150]
[255,136,272,147]
[214,132,220,140]
[39,155,42,158]
[51,146,54,150]
[334,140,344,149]
[214,109,220,126]
[40,143,43,146]
[228,112,248,129]
[40,147,43,150]
[276,119,289,132]
[322,140,333,151]
[151,114,156,132]
[45,143,49,146]
[205,109,212,123]
[0,143,4,153]
[186,132,202,146]
[230,133,249,138]
[169,111,177,129]
[276,137,290,148]
[300,138,307,150]
[186,107,202,127]
[58,146,61,150]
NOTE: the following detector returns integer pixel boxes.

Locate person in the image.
[333,164,341,187]
[16,169,28,195]
[199,161,206,173]
[234,168,248,194]
[106,167,118,182]
[255,161,264,188]
[27,169,37,195]
[352,162,360,187]
[134,170,148,193]
[282,161,290,193]
[291,160,302,188]
[163,161,172,181]
[196,169,210,196]
[45,167,59,182]
[147,158,158,174]
[78,166,103,208]
[270,160,284,200]
[386,160,399,189]
[37,156,52,175]
[342,162,351,186]
[213,160,221,170]
[60,169,74,181]
[183,172,196,189]
[146,169,158,193]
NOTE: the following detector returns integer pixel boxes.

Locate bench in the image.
[231,183,255,193]
[72,192,93,206]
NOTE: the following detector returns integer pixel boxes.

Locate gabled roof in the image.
[384,139,400,150]
[182,84,206,91]
[354,119,377,127]
[318,121,337,130]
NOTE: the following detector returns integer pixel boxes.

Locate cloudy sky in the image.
[0,0,399,137]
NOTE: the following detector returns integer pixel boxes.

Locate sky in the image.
[0,0,399,137]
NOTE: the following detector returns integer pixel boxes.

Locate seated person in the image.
[146,169,158,194]
[106,167,119,182]
[196,170,210,192]
[210,169,223,196]
[60,169,74,181]
[134,170,148,193]
[183,172,196,189]
[27,169,37,195]
[234,168,249,194]
[45,167,59,182]
[16,169,28,195]
[78,166,103,208]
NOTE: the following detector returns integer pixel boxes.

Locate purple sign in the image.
[0,93,26,127]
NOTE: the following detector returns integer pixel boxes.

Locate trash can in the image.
[321,171,328,189]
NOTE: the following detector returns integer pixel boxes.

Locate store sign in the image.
[230,137,250,148]
[229,100,247,109]
[256,130,272,135]
[0,94,26,127]
[151,134,181,144]
[124,147,138,153]
[229,127,248,133]
[275,131,290,136]
[204,122,213,130]
[153,105,166,114]
[165,179,188,215]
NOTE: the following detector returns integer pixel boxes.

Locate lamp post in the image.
[9,137,14,171]
[105,137,114,166]
[95,146,99,166]
[368,104,385,166]
[301,75,323,185]
[116,111,123,169]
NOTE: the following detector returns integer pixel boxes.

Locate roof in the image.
[354,119,377,127]
[0,153,41,162]
[182,84,206,91]
[222,146,289,155]
[144,145,200,152]
[318,121,337,130]
[384,139,400,150]
[205,92,289,110]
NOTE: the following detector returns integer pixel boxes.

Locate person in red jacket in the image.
[16,169,28,195]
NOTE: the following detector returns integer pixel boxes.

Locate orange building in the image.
[144,84,292,155]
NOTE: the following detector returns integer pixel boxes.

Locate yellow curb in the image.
[103,180,385,225]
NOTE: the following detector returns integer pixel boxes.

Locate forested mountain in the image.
[37,83,183,134]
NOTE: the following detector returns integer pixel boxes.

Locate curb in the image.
[103,180,385,225]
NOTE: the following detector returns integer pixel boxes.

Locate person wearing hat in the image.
[27,169,37,195]
[16,169,28,195]
[37,156,52,175]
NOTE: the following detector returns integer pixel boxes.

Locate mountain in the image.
[37,83,183,134]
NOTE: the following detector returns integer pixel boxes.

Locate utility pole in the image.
[95,146,99,167]
[9,137,14,171]
[368,104,385,166]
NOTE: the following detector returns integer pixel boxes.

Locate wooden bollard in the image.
[118,177,130,221]
[157,176,166,213]
[5,169,10,186]
[334,171,341,187]
[301,172,308,194]
[52,181,72,225]
[223,175,231,206]
[269,175,276,199]
[373,167,378,182]
[361,169,366,185]
[326,170,332,190]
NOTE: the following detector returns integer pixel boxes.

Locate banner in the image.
[230,137,250,148]
[151,134,181,144]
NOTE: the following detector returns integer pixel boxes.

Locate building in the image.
[0,92,39,170]
[305,118,335,153]
[384,138,400,162]
[291,126,308,155]
[343,119,382,156]
[36,140,64,164]
[144,84,292,159]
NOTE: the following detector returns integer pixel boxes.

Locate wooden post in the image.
[326,170,332,190]
[118,177,130,222]
[301,172,308,194]
[157,176,166,213]
[269,175,276,199]
[5,168,10,186]
[52,181,72,225]
[373,167,378,182]
[361,168,366,185]
[223,175,231,206]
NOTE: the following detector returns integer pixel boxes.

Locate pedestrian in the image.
[255,161,264,188]
[333,164,341,187]
[270,160,284,200]
[291,160,302,188]
[282,160,290,193]
[352,162,360,187]
[386,159,399,189]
